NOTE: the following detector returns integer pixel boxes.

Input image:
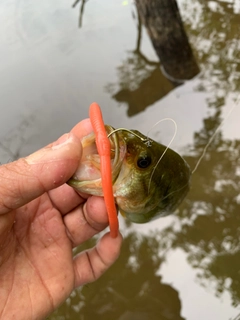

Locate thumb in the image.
[0,132,82,215]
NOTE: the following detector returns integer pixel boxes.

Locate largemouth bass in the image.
[68,126,191,223]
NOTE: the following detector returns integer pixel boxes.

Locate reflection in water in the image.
[72,0,86,28]
[180,0,240,98]
[159,107,240,306]
[73,0,199,116]
[111,58,174,116]
[106,4,198,116]
[164,2,240,306]
[105,12,176,116]
[135,0,199,80]
[49,232,185,320]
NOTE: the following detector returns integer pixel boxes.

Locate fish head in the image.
[113,130,191,223]
[68,127,191,224]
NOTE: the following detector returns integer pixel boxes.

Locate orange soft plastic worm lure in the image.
[89,102,119,238]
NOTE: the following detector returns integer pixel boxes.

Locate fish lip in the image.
[67,125,127,194]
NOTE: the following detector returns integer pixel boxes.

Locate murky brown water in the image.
[1,0,240,319]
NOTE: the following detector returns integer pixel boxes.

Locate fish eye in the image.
[137,156,152,169]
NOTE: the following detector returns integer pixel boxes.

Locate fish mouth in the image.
[67,125,126,196]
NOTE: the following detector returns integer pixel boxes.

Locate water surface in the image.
[1,1,240,319]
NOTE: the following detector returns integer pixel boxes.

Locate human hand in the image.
[0,119,122,320]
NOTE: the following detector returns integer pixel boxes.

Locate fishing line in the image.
[158,96,239,204]
[108,128,148,142]
[147,118,178,193]
[192,99,239,174]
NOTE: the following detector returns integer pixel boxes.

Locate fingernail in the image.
[26,133,75,164]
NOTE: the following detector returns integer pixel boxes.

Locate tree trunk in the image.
[135,0,199,80]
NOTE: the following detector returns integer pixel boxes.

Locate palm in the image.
[1,193,76,319]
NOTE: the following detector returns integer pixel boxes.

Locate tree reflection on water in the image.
[109,56,174,116]
[163,0,240,306]
[50,233,185,320]
[160,106,240,306]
